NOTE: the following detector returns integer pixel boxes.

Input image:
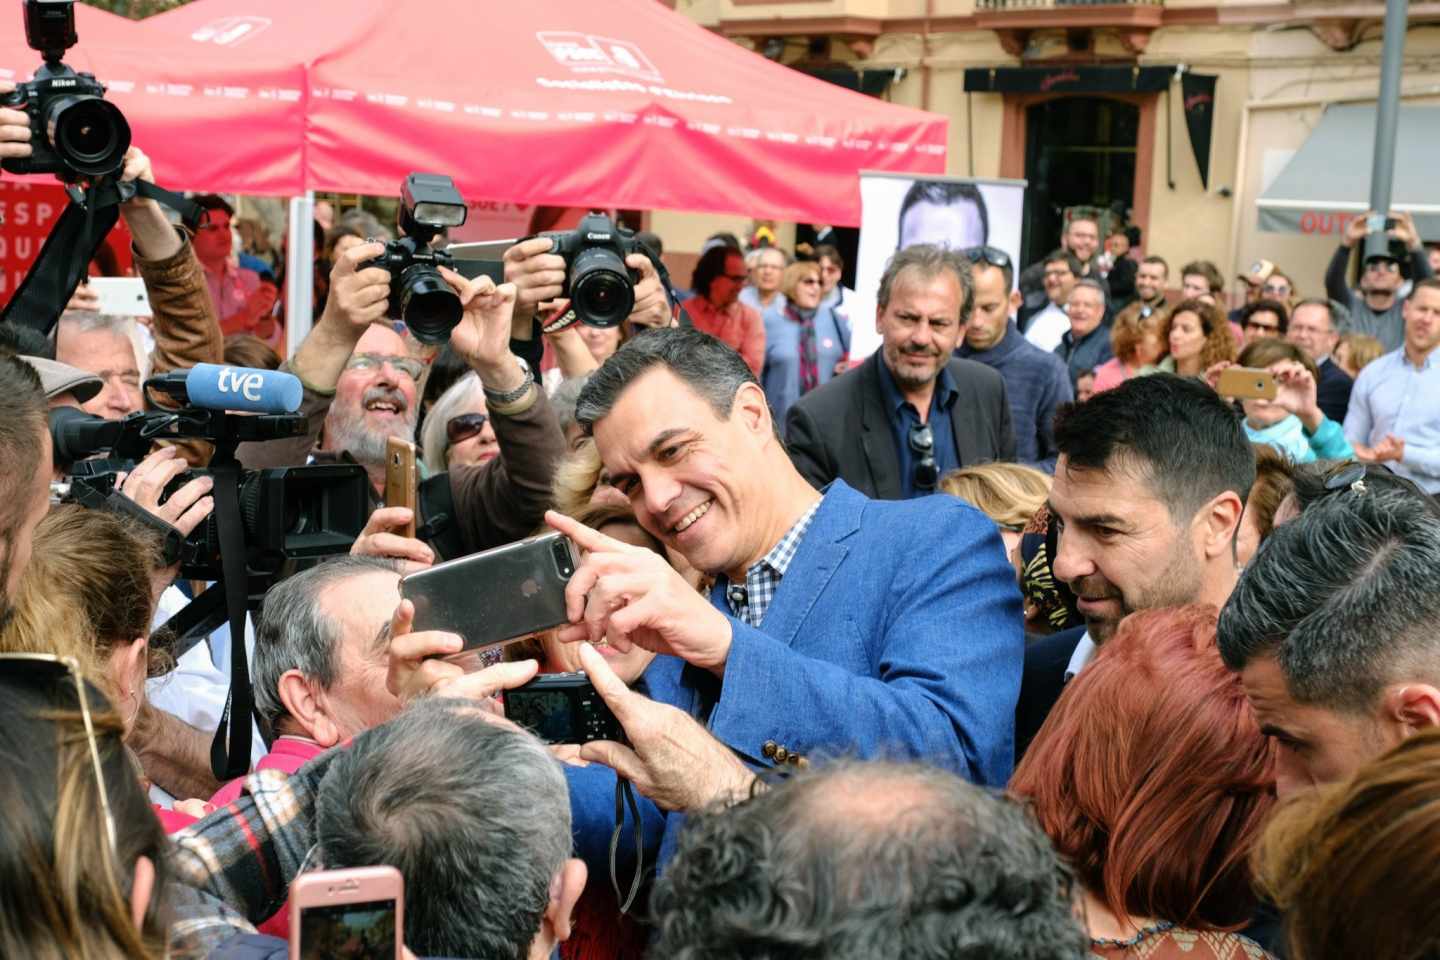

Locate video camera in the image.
[364,173,469,345]
[543,212,649,329]
[52,364,369,582]
[0,0,130,180]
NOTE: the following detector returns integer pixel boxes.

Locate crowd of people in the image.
[5,84,1440,959]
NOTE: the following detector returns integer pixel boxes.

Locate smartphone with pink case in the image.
[289,865,403,959]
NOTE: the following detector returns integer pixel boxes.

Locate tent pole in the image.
[1364,0,1409,262]
[285,191,315,362]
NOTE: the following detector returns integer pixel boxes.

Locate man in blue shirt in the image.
[784,244,1015,499]
[1345,278,1440,493]
[957,246,1073,472]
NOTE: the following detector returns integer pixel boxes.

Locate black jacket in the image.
[1014,625,1086,762]
[783,352,1015,500]
[1316,356,1354,426]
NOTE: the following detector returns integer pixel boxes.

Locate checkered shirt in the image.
[724,499,822,628]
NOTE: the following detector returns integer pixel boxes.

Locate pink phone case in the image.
[289,865,404,960]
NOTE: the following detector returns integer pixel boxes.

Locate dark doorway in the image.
[1022,97,1138,267]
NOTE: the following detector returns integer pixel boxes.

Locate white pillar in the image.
[285,191,315,361]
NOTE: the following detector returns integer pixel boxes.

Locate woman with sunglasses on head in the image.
[0,505,220,834]
[761,260,852,426]
[0,654,176,959]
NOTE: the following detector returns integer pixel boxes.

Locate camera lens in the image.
[397,263,462,345]
[552,538,574,579]
[569,246,633,329]
[46,95,129,176]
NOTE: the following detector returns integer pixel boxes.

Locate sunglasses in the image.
[1245,321,1280,332]
[722,273,749,283]
[798,277,821,286]
[962,246,1013,270]
[446,412,489,446]
[345,353,426,381]
[0,653,117,853]
[909,422,939,492]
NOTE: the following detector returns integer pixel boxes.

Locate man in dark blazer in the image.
[784,244,1015,499]
[1287,298,1354,424]
[1012,375,1255,760]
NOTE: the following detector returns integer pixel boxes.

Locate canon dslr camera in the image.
[547,213,647,328]
[365,173,469,345]
[0,0,131,179]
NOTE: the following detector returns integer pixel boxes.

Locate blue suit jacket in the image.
[567,479,1024,874]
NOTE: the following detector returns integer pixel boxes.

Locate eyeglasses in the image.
[722,273,749,283]
[1245,320,1281,333]
[345,353,426,381]
[962,246,1013,270]
[909,422,939,492]
[0,653,117,854]
[798,277,821,287]
[446,412,489,446]
[1261,285,1290,297]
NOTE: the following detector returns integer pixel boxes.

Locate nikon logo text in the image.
[216,367,263,402]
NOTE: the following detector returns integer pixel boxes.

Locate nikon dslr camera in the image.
[0,0,131,179]
[364,173,469,345]
[546,213,647,328]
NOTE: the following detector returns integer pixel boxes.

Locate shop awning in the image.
[1257,103,1440,239]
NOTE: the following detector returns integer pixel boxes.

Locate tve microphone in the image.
[184,363,303,415]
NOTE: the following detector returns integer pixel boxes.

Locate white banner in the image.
[849,173,1027,359]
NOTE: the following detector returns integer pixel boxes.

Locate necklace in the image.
[1091,920,1176,948]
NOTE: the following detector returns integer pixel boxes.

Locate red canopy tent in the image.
[21,0,947,226]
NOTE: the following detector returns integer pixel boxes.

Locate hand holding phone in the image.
[290,866,403,960]
[503,671,624,744]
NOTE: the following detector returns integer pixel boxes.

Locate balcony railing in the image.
[977,0,1161,9]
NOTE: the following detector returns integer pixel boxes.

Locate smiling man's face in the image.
[1048,454,1206,643]
[592,367,774,580]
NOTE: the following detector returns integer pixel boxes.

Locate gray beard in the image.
[324,402,416,468]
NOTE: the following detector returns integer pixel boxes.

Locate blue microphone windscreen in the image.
[185,363,303,415]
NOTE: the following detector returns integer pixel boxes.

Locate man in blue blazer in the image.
[545,325,1024,874]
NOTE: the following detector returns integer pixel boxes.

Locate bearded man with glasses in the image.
[786,244,1015,500]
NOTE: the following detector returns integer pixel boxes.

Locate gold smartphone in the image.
[1216,366,1278,401]
[384,437,419,538]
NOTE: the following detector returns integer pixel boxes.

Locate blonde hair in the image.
[550,437,607,518]
[1338,332,1384,376]
[938,463,1051,531]
[0,506,163,702]
[780,261,821,302]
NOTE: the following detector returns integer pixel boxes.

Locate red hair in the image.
[1009,604,1276,930]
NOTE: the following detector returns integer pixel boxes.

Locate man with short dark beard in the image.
[1014,374,1254,758]
[785,244,1014,500]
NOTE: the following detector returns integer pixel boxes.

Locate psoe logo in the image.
[536,32,662,83]
[190,17,272,47]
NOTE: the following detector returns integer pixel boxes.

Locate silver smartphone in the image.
[399,532,578,653]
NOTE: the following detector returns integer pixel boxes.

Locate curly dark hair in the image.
[690,244,742,302]
[650,760,1089,960]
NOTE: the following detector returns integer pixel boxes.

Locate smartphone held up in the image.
[290,866,403,960]
[399,531,578,654]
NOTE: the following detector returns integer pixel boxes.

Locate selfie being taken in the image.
[2,0,1438,958]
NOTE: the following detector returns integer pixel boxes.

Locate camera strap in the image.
[610,777,645,915]
[207,458,256,781]
[0,177,205,336]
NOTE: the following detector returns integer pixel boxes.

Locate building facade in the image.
[658,0,1440,300]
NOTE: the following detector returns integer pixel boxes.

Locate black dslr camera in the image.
[546,213,647,328]
[504,672,625,745]
[0,0,131,179]
[365,173,469,345]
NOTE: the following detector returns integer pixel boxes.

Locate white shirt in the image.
[1064,631,1096,682]
[146,584,268,804]
[1025,303,1070,354]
